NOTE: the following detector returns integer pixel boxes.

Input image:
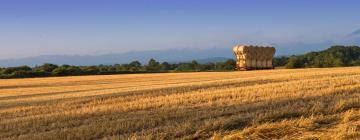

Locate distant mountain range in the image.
[1,29,359,67]
[0,48,234,67]
[0,44,351,67]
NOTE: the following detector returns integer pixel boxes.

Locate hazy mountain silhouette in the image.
[1,29,359,67]
[0,45,323,67]
[349,29,360,44]
[351,29,360,36]
[0,48,233,67]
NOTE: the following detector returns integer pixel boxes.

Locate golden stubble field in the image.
[1,67,360,140]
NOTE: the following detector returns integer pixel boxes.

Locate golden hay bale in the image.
[232,45,276,70]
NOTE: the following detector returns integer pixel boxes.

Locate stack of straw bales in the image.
[233,45,276,70]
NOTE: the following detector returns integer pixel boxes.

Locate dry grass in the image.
[1,67,360,140]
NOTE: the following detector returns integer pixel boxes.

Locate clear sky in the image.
[1,0,359,59]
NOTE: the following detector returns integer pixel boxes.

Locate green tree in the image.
[190,60,202,71]
[176,63,192,71]
[52,67,68,76]
[37,63,59,72]
[285,57,304,68]
[333,58,345,67]
[82,66,99,74]
[2,66,31,74]
[222,59,236,70]
[52,66,82,76]
[128,61,142,72]
[160,61,172,71]
[146,58,160,72]
[273,56,289,67]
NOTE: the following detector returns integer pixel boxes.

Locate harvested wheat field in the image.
[1,67,360,140]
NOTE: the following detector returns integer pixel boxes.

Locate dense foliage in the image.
[272,45,360,68]
[0,59,236,79]
[273,56,290,67]
[285,45,360,68]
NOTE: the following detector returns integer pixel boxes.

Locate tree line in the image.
[0,59,236,79]
[273,45,360,68]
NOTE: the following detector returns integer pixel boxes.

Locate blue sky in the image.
[1,0,360,59]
